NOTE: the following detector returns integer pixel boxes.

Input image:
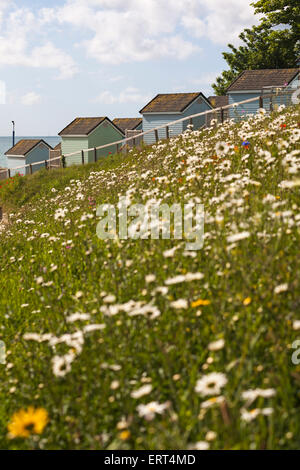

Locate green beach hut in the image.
[58,117,125,166]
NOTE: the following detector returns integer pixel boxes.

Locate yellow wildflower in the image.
[191,299,211,308]
[8,407,48,438]
[243,297,252,306]
[119,430,131,441]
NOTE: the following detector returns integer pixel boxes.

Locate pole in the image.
[12,121,15,147]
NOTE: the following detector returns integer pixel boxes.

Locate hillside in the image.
[0,105,299,450]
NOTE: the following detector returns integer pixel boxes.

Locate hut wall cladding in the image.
[143,114,183,145]
[228,90,295,119]
[26,144,51,173]
[87,121,124,159]
[228,92,261,119]
[61,137,89,167]
[182,98,212,131]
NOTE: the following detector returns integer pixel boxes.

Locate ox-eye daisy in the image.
[137,401,169,421]
[195,372,228,396]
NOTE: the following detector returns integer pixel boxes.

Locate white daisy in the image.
[137,401,169,421]
[195,372,228,396]
[215,141,229,156]
[170,299,188,310]
[208,339,225,351]
[131,384,153,399]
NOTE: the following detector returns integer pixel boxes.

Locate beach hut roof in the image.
[140,92,211,114]
[5,139,52,156]
[112,118,142,132]
[227,69,299,92]
[59,117,124,136]
[208,96,229,108]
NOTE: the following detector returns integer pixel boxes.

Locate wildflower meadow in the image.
[0,105,299,450]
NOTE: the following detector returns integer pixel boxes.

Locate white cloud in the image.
[52,0,257,64]
[0,3,78,79]
[182,0,260,45]
[0,0,259,75]
[21,92,41,106]
[96,87,151,105]
[54,0,200,64]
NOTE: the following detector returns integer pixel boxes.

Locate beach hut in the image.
[49,143,62,169]
[58,117,124,166]
[226,69,299,119]
[139,92,213,145]
[5,139,52,176]
[113,118,143,148]
[112,118,142,133]
[208,96,229,124]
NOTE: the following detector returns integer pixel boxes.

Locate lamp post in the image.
[12,121,15,147]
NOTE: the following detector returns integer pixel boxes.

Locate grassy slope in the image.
[0,106,299,450]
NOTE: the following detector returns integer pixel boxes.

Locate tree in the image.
[212,0,300,96]
[252,0,300,35]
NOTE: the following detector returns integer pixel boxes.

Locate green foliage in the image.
[252,0,300,35]
[0,106,299,449]
[212,1,300,96]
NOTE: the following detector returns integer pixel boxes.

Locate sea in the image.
[0,136,61,168]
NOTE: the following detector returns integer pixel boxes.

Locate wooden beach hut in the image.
[5,139,52,176]
[58,117,125,166]
[139,92,213,145]
[113,118,143,148]
[226,69,299,119]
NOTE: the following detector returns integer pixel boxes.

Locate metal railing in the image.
[0,90,295,180]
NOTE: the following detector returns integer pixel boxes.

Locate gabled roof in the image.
[140,92,210,114]
[227,69,299,92]
[53,143,61,151]
[58,117,124,137]
[5,139,52,156]
[113,118,142,132]
[208,96,229,108]
[59,117,107,136]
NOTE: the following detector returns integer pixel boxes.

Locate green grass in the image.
[0,106,299,450]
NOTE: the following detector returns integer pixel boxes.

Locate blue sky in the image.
[0,0,259,136]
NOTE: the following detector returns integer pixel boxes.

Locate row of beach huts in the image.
[1,68,299,178]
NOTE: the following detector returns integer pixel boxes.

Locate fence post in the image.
[259,96,263,109]
[81,150,85,165]
[8,169,11,178]
[154,129,159,143]
[189,118,193,127]
[133,138,136,147]
[220,108,224,124]
[45,160,48,170]
[94,148,97,163]
[166,126,169,139]
[29,164,33,175]
[116,143,120,154]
